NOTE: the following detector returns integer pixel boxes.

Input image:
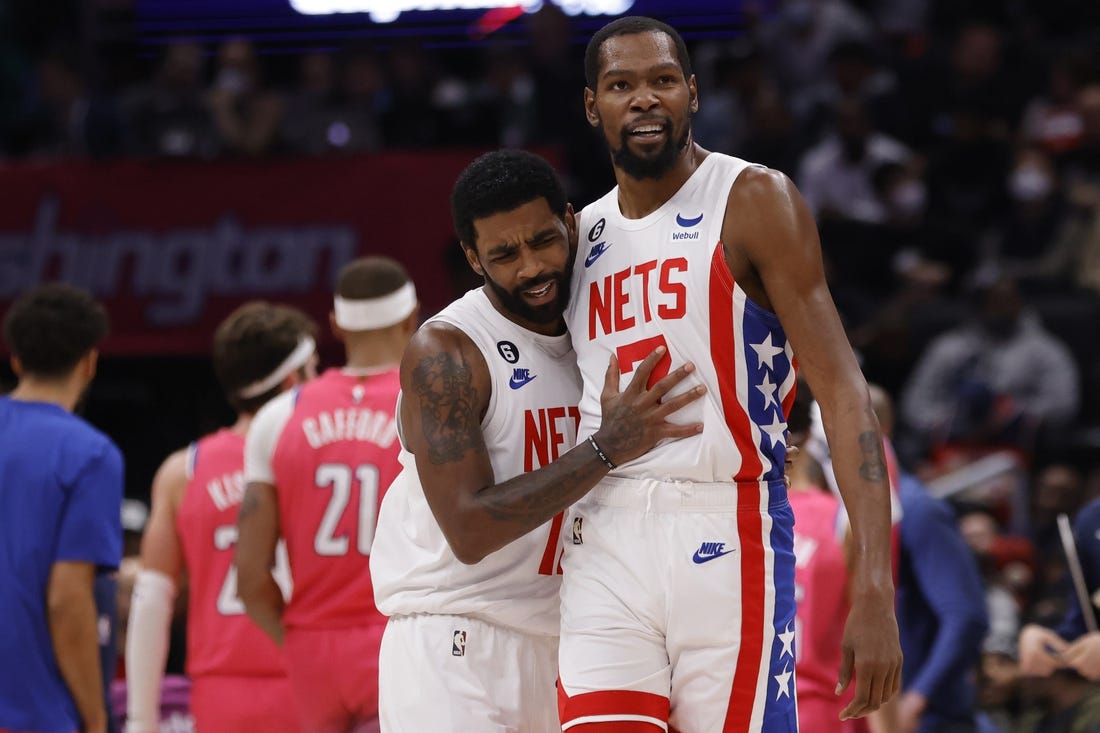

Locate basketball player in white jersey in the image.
[370,150,705,732]
[557,17,902,733]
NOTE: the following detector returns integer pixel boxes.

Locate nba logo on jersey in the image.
[452,630,467,657]
[572,516,583,545]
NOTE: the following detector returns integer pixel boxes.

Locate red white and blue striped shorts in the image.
[558,475,799,733]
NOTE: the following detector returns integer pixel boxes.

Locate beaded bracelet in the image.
[587,434,617,470]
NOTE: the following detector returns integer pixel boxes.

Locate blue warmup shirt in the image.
[897,474,988,732]
[0,397,123,733]
[1056,498,1100,641]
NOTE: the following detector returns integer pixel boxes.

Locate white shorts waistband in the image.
[584,475,788,512]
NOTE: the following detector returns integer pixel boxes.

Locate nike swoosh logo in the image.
[585,242,610,268]
[692,548,736,564]
[676,212,703,228]
[509,374,537,389]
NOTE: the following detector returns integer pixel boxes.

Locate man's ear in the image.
[10,355,23,378]
[82,349,99,383]
[565,203,578,250]
[584,87,600,128]
[688,74,699,114]
[463,243,485,277]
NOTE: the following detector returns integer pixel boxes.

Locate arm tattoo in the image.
[858,430,886,482]
[412,352,484,465]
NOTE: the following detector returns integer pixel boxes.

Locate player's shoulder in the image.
[252,387,300,435]
[727,163,797,208]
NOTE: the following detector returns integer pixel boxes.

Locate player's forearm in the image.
[49,587,108,732]
[825,398,894,595]
[451,441,610,563]
[239,575,286,646]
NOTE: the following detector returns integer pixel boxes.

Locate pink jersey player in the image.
[126,302,317,733]
[240,257,418,733]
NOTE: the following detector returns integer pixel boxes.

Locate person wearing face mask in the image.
[996,148,1070,280]
[206,37,284,156]
[899,272,1080,451]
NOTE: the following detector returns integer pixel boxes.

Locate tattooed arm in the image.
[723,167,901,719]
[402,322,704,564]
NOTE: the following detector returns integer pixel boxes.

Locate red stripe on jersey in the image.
[538,511,565,575]
[558,686,670,725]
[780,357,799,419]
[709,243,767,731]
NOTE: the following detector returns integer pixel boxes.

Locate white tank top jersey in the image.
[565,153,797,485]
[371,288,582,637]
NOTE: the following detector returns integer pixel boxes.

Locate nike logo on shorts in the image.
[693,541,735,564]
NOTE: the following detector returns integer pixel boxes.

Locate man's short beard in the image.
[612,126,690,180]
[484,270,572,325]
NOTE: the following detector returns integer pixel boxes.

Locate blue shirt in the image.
[0,397,123,733]
[897,474,988,731]
[1056,498,1100,641]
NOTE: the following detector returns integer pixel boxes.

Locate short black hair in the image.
[585,16,692,90]
[2,283,109,378]
[451,149,567,251]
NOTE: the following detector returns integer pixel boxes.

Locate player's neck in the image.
[229,414,253,436]
[343,337,402,373]
[614,142,707,220]
[9,375,84,412]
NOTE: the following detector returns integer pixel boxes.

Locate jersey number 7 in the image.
[616,335,671,389]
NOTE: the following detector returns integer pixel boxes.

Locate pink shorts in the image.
[284,625,385,733]
[190,674,298,733]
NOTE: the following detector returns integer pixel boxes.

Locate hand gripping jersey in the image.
[371,287,582,636]
[565,153,795,484]
[267,368,403,630]
[177,429,290,678]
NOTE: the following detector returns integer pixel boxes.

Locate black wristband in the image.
[587,434,617,470]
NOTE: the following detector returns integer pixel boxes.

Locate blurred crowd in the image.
[4,0,1100,730]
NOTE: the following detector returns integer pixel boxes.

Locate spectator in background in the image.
[900,273,1080,450]
[125,302,318,733]
[797,95,911,223]
[1019,51,1094,160]
[281,48,385,155]
[1019,496,1100,682]
[0,283,123,733]
[994,147,1069,283]
[8,45,123,159]
[693,41,775,156]
[124,41,217,159]
[873,387,989,733]
[753,0,872,103]
[207,37,283,157]
[381,41,441,147]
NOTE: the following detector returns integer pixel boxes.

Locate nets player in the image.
[558,17,902,732]
[369,150,704,732]
[238,257,418,733]
[0,284,122,733]
[125,302,318,733]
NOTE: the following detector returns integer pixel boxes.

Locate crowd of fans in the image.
[3,1,1100,730]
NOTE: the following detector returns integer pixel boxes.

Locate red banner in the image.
[0,152,494,354]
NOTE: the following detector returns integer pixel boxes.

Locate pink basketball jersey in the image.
[789,489,850,703]
[177,429,288,678]
[271,368,401,630]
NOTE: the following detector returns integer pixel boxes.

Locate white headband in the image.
[238,336,317,399]
[334,282,417,331]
